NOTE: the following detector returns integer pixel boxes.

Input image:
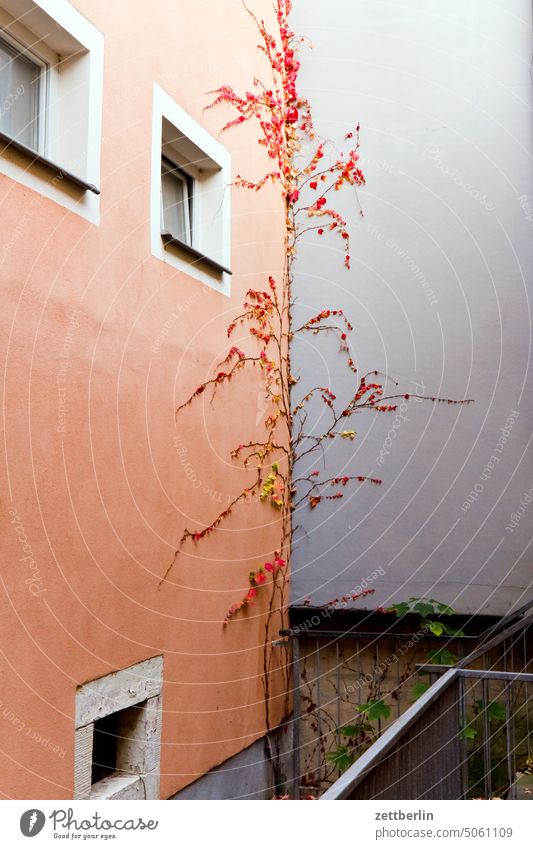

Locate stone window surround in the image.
[74,656,163,800]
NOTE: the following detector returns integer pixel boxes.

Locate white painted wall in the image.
[291,0,533,615]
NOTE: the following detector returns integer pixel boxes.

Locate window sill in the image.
[161,229,231,276]
[89,773,146,800]
[0,131,100,195]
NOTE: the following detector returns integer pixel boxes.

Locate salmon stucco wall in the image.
[0,0,286,799]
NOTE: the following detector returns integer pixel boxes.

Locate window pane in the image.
[161,168,192,245]
[0,38,41,150]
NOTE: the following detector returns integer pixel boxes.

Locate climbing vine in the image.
[164,0,472,793]
[298,597,465,793]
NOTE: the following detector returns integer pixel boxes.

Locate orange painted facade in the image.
[0,0,286,798]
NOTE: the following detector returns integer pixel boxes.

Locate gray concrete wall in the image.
[290,0,533,615]
[169,736,279,800]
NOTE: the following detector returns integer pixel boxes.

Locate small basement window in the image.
[91,700,150,788]
[74,657,163,800]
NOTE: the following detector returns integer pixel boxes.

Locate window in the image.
[74,657,163,800]
[0,32,44,151]
[161,156,193,246]
[0,0,103,223]
[151,83,232,295]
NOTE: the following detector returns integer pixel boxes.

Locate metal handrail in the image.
[294,600,533,799]
[478,597,533,643]
[320,668,533,800]
[320,668,458,800]
[414,606,533,675]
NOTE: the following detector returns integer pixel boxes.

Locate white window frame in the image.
[0,0,103,224]
[151,82,231,296]
[74,656,163,801]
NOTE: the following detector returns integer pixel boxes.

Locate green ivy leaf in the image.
[413,601,436,618]
[433,600,454,615]
[488,700,506,721]
[426,648,458,666]
[357,699,391,722]
[388,597,457,619]
[460,725,477,740]
[338,725,360,737]
[423,620,445,636]
[442,625,465,637]
[389,602,410,617]
[412,681,430,700]
[476,699,506,722]
[326,745,354,773]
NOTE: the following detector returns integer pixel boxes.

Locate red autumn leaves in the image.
[207,0,364,276]
[224,555,287,624]
[176,1,388,627]
[308,475,382,509]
